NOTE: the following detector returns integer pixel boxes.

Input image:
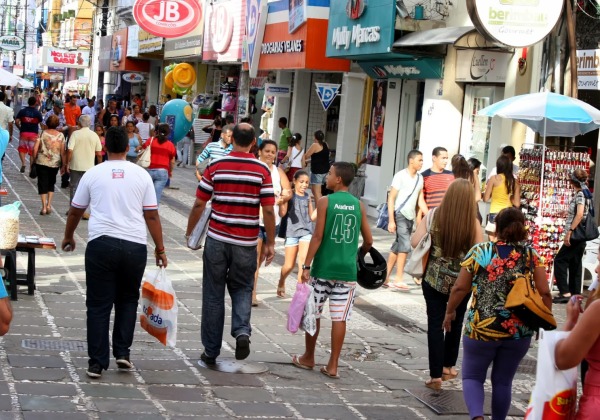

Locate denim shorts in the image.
[284,233,312,247]
[258,224,280,242]
[390,211,414,254]
[310,172,326,185]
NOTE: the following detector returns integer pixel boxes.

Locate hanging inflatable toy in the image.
[160,99,194,143]
[172,63,196,88]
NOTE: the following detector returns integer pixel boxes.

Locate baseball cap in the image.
[54,99,64,108]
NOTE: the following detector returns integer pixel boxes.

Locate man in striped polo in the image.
[419,147,454,215]
[186,123,276,365]
[195,125,233,181]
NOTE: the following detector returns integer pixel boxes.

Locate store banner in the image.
[133,0,203,39]
[288,0,307,34]
[265,83,291,97]
[245,0,267,77]
[358,58,443,80]
[203,0,245,62]
[315,83,340,111]
[128,25,140,57]
[577,49,600,91]
[98,36,113,72]
[110,28,150,72]
[326,0,396,58]
[40,47,90,69]
[139,28,163,54]
[73,19,92,49]
[164,5,205,59]
[455,50,511,83]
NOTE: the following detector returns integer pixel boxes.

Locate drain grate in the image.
[405,388,524,416]
[517,358,537,374]
[22,339,87,351]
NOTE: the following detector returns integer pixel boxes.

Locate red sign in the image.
[133,0,202,39]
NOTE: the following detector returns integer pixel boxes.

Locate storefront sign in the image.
[315,83,341,111]
[264,83,291,97]
[139,29,163,54]
[98,36,112,72]
[133,0,203,39]
[123,72,145,83]
[466,0,563,47]
[164,33,203,58]
[288,0,306,34]
[73,19,92,48]
[78,76,89,84]
[246,0,267,77]
[577,49,600,91]
[358,58,444,79]
[128,25,140,57]
[0,35,25,51]
[40,47,90,69]
[261,40,303,54]
[327,0,396,58]
[203,0,244,62]
[455,50,512,83]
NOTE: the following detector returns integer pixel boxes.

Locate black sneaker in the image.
[235,335,251,360]
[19,166,25,173]
[200,352,216,365]
[116,356,133,370]
[86,363,102,378]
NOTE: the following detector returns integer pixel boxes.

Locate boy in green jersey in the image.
[292,162,373,378]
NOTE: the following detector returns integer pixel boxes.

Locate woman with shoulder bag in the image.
[553,169,591,303]
[412,179,482,390]
[443,207,552,420]
[32,115,66,215]
[280,133,304,182]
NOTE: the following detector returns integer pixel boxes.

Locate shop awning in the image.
[358,58,444,80]
[392,26,508,56]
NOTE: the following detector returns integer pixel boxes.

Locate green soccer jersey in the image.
[311,191,362,282]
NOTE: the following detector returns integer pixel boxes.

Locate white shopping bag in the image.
[139,268,178,347]
[187,201,212,250]
[524,329,577,420]
[301,286,318,336]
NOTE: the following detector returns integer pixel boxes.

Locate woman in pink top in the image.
[555,252,600,419]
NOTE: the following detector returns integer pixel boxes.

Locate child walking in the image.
[291,162,373,378]
[277,170,316,297]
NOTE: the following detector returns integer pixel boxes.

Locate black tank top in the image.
[311,143,329,174]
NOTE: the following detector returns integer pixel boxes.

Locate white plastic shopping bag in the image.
[524,329,577,420]
[187,201,212,250]
[139,268,178,347]
[301,286,317,336]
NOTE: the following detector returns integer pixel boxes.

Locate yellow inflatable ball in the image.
[172,63,196,88]
[164,71,174,89]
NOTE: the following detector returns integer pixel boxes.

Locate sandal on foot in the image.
[425,379,442,390]
[39,209,46,215]
[442,372,458,381]
[276,287,286,298]
[320,366,340,379]
[392,283,410,291]
[413,278,422,285]
[291,355,314,370]
[252,299,259,307]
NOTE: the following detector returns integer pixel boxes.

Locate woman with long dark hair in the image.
[443,207,552,420]
[412,179,482,390]
[453,155,482,223]
[553,168,591,303]
[280,133,304,182]
[140,123,176,203]
[483,155,520,239]
[303,130,329,202]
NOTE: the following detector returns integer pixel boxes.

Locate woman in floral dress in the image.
[443,207,552,420]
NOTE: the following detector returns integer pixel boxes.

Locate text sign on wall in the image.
[577,50,600,91]
[455,50,512,83]
[41,47,90,69]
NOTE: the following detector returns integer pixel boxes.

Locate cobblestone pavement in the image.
[0,136,563,419]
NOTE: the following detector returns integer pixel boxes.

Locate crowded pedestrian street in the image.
[0,132,558,419]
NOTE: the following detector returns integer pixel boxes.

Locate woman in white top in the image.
[136,112,155,141]
[253,139,291,306]
[281,133,305,182]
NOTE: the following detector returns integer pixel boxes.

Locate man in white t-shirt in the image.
[81,98,96,127]
[486,145,519,180]
[61,126,167,379]
[384,149,427,290]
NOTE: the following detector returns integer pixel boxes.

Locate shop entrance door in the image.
[394,80,424,173]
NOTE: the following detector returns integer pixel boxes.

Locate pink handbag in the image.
[287,283,312,334]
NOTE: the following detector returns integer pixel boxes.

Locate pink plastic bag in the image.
[287,283,312,334]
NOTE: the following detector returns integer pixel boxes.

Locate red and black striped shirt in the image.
[422,168,454,209]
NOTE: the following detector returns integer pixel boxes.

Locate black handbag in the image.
[571,198,599,242]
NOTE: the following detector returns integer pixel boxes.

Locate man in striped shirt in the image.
[186,123,276,365]
[419,147,454,213]
[195,125,233,181]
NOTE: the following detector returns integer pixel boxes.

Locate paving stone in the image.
[12,368,71,382]
[274,387,340,405]
[99,414,164,420]
[359,368,416,381]
[160,401,226,415]
[15,383,78,397]
[8,355,67,369]
[0,382,11,395]
[18,396,78,412]
[212,387,274,403]
[147,386,205,402]
[294,403,360,419]
[353,405,417,419]
[92,398,160,413]
[138,370,201,385]
[0,396,12,411]
[225,402,294,417]
[199,369,264,387]
[79,384,146,399]
[77,369,140,385]
[22,413,89,420]
[132,359,190,371]
[379,379,425,391]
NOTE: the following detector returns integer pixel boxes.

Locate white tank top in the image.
[261,164,282,226]
[290,147,304,169]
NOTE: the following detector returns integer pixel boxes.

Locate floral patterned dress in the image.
[461,241,545,341]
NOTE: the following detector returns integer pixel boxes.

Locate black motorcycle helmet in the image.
[357,247,387,290]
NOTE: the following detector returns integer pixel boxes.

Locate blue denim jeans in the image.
[202,236,257,358]
[85,236,147,369]
[147,168,169,203]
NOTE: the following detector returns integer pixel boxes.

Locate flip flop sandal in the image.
[442,372,458,381]
[381,283,391,289]
[413,278,422,285]
[392,283,410,291]
[291,355,313,370]
[276,287,286,298]
[320,366,340,379]
[425,379,442,390]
